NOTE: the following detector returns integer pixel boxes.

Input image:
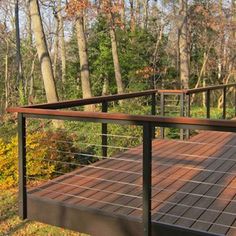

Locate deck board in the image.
[28,131,236,236]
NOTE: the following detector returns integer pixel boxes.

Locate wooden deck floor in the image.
[28,131,236,236]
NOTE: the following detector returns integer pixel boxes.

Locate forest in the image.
[0,0,235,114]
[1,0,236,235]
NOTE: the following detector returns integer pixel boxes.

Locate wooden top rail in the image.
[158,83,236,95]
[158,89,187,94]
[8,83,236,111]
[186,83,236,94]
[7,107,236,132]
[22,89,158,110]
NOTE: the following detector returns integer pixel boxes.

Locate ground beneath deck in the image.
[28,131,236,236]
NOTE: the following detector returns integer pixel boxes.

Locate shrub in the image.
[0,131,77,189]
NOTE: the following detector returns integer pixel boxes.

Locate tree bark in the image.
[53,15,59,80]
[5,40,9,110]
[142,0,149,29]
[178,0,189,89]
[110,27,124,94]
[120,0,125,25]
[129,0,135,32]
[75,12,94,111]
[135,0,140,27]
[28,0,59,103]
[15,0,25,104]
[58,0,66,84]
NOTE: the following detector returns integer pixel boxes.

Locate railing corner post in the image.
[206,89,210,119]
[102,101,108,157]
[143,122,152,236]
[222,87,227,119]
[160,93,165,139]
[18,113,27,220]
[186,93,191,139]
[151,93,156,139]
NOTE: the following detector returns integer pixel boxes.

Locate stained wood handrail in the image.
[186,83,236,94]
[19,89,158,109]
[7,107,236,132]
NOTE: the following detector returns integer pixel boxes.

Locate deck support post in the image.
[151,93,156,139]
[18,113,27,219]
[222,87,227,119]
[206,90,210,119]
[102,101,108,157]
[160,93,165,139]
[143,123,152,236]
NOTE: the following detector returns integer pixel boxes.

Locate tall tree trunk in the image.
[26,0,33,45]
[232,0,236,81]
[15,0,25,104]
[120,0,125,25]
[5,40,9,110]
[58,0,66,84]
[142,0,149,29]
[178,0,189,89]
[110,27,124,94]
[135,0,140,27]
[75,12,94,111]
[53,15,59,80]
[129,0,135,32]
[29,0,59,103]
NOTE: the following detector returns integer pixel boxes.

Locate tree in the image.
[67,0,94,111]
[100,0,124,94]
[178,0,189,89]
[28,0,59,103]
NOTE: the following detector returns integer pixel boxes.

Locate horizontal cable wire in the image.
[28,184,142,211]
[28,165,236,204]
[151,198,236,218]
[27,176,142,200]
[44,139,132,150]
[151,162,236,177]
[41,158,142,176]
[38,156,236,191]
[181,153,236,163]
[26,176,236,219]
[94,133,141,139]
[172,138,236,149]
[41,169,142,188]
[153,212,236,230]
[45,148,142,164]
[151,185,236,204]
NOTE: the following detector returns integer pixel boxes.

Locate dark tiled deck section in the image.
[29,131,236,236]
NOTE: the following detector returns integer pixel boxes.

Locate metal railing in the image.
[7,85,236,236]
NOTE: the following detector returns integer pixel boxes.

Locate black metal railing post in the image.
[18,113,27,219]
[180,93,185,140]
[151,93,156,139]
[143,122,152,236]
[222,87,227,119]
[186,94,191,139]
[160,93,165,139]
[206,89,210,119]
[102,101,108,157]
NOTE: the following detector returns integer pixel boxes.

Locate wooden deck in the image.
[27,131,236,236]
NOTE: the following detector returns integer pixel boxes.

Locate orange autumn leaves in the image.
[66,0,124,27]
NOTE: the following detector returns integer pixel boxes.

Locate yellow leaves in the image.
[0,131,76,189]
